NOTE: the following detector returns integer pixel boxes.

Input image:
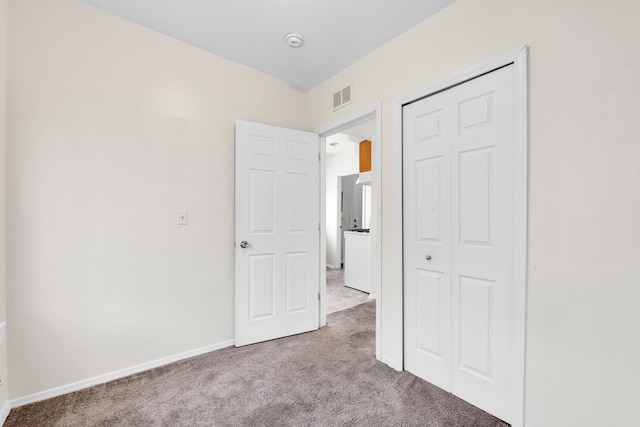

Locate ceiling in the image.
[78,0,456,91]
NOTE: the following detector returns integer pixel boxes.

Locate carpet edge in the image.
[9,339,235,408]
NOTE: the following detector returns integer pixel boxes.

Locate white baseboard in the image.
[10,339,235,408]
[326,264,337,270]
[0,400,10,426]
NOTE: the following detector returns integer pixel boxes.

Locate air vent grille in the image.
[332,85,352,111]
[342,86,351,104]
[333,91,342,110]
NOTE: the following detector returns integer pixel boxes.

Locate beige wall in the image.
[0,0,8,412]
[6,0,308,399]
[306,0,640,425]
[4,0,640,425]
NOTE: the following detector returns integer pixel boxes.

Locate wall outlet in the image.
[177,209,188,225]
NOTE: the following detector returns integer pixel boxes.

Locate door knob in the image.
[240,241,249,249]
[425,255,432,261]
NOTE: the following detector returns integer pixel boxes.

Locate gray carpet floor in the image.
[326,267,371,314]
[6,302,508,426]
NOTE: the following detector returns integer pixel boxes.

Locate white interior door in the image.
[235,120,320,347]
[403,65,516,423]
[403,82,453,391]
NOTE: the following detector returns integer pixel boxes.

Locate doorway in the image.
[316,103,382,359]
[325,129,373,309]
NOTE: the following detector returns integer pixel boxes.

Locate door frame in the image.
[315,101,382,360]
[393,46,528,426]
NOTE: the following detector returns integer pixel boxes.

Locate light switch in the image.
[177,209,188,225]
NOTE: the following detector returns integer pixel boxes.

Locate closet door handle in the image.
[425,255,432,261]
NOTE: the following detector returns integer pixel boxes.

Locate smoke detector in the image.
[285,33,304,49]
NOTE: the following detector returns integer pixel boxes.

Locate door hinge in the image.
[318,292,321,301]
[318,222,320,231]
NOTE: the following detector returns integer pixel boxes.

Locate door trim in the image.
[393,46,528,427]
[315,101,382,360]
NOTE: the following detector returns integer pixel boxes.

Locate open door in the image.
[235,120,320,346]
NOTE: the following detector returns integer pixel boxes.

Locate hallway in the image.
[326,267,371,314]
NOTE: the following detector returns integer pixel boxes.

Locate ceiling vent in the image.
[332,85,352,111]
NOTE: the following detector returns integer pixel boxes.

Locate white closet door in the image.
[403,88,453,392]
[403,65,516,423]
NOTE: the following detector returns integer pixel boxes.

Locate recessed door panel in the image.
[286,140,309,161]
[250,135,275,159]
[286,173,308,234]
[458,147,493,246]
[415,109,443,143]
[458,92,493,133]
[249,170,275,235]
[458,275,494,380]
[416,158,442,242]
[416,269,445,359]
[286,252,308,314]
[249,254,276,320]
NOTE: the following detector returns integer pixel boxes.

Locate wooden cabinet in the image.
[359,140,371,172]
